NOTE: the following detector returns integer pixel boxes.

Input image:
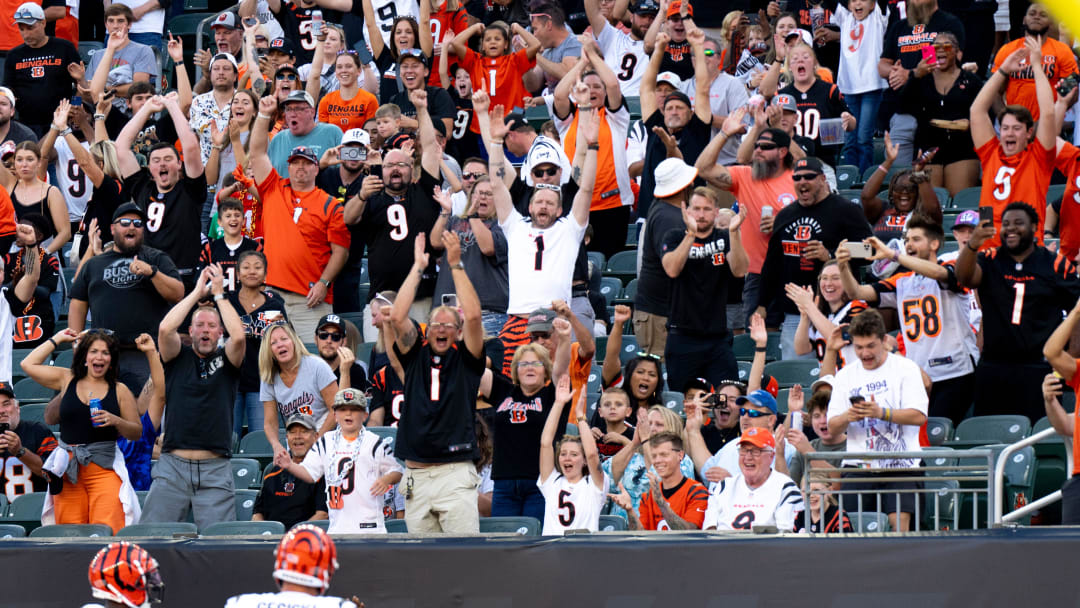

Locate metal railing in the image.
[994,427,1073,524]
[804,449,995,532]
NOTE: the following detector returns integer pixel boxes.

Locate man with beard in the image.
[69,203,184,395]
[317,128,371,314]
[252,95,350,340]
[757,158,872,360]
[956,202,1080,421]
[638,28,712,217]
[972,36,1057,248]
[586,0,657,97]
[117,94,206,292]
[143,263,245,530]
[268,91,343,175]
[992,3,1076,120]
[878,0,965,166]
[348,88,442,342]
[0,87,38,145]
[312,313,368,390]
[697,115,796,330]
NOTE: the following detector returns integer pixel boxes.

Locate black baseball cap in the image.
[683,377,713,394]
[505,113,530,131]
[269,37,296,57]
[316,314,344,332]
[0,381,14,398]
[630,0,660,14]
[793,157,826,176]
[664,91,692,108]
[758,128,791,150]
[113,202,148,223]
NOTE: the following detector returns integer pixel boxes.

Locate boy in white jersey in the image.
[703,427,803,531]
[937,210,983,333]
[225,523,361,608]
[836,214,976,425]
[538,376,607,535]
[274,388,402,534]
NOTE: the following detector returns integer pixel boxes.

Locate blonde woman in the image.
[259,321,339,462]
[604,404,695,520]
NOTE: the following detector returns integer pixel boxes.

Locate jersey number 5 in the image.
[992,166,1017,201]
[557,489,576,526]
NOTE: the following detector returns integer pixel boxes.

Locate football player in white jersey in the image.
[274,388,402,534]
[86,541,165,608]
[538,376,607,534]
[703,427,803,531]
[225,523,361,608]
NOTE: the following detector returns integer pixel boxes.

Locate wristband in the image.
[876,164,888,173]
[213,293,226,302]
[48,337,58,348]
[967,242,979,252]
[93,113,106,120]
[59,128,72,137]
[451,262,465,270]
[50,124,63,132]
[211,144,224,151]
[257,112,272,121]
[174,61,185,66]
[320,278,331,287]
[755,346,767,352]
[586,143,599,150]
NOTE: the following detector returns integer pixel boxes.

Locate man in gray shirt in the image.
[681,36,748,166]
[525,1,582,93]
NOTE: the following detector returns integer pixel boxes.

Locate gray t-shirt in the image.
[681,72,748,165]
[541,32,582,91]
[432,216,508,313]
[87,41,160,111]
[260,355,337,427]
[788,437,846,487]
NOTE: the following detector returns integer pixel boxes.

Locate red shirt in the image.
[458,48,535,133]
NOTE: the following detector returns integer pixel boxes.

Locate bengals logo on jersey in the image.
[12,316,42,343]
[794,225,813,240]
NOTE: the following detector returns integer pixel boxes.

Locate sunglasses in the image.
[932,43,953,52]
[517,360,545,368]
[740,407,771,418]
[792,173,819,182]
[337,49,358,55]
[755,142,779,150]
[276,73,299,81]
[428,322,459,330]
[114,218,143,228]
[317,331,343,342]
[534,183,561,192]
[703,48,716,57]
[635,351,661,361]
[532,166,559,178]
[530,331,552,340]
[463,171,487,180]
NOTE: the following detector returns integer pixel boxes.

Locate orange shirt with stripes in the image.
[637,476,709,530]
[318,89,379,132]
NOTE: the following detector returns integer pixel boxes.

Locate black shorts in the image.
[916,127,978,167]
[1062,475,1080,525]
[840,468,924,515]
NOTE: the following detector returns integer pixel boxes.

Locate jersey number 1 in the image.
[1010,282,1025,325]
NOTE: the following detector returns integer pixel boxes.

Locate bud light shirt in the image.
[69,246,181,344]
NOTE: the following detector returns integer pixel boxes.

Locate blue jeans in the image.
[129,32,163,51]
[843,90,883,173]
[491,478,545,522]
[234,391,264,438]
[482,311,508,338]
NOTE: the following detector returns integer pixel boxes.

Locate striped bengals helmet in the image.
[274,524,339,592]
[88,542,164,608]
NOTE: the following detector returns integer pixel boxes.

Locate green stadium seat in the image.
[78,40,103,66]
[616,278,637,305]
[479,516,541,535]
[6,492,46,532]
[386,518,408,533]
[295,519,329,531]
[835,165,859,189]
[238,430,284,467]
[586,370,602,394]
[116,522,198,537]
[202,520,285,536]
[524,104,549,128]
[183,0,209,9]
[921,479,959,530]
[234,489,258,521]
[0,523,26,537]
[604,250,638,284]
[1048,183,1066,202]
[366,426,397,449]
[166,12,215,37]
[920,446,958,475]
[733,333,781,362]
[953,415,1030,446]
[736,360,752,383]
[29,523,113,538]
[661,391,684,416]
[625,223,640,247]
[335,311,364,330]
[230,458,262,490]
[861,164,909,185]
[598,277,622,305]
[356,341,375,367]
[949,187,981,210]
[593,336,607,363]
[625,96,641,120]
[587,251,606,275]
[15,378,54,404]
[617,335,640,365]
[925,417,954,446]
[932,187,951,207]
[564,422,579,436]
[52,350,74,369]
[598,514,627,531]
[849,511,890,532]
[763,360,821,388]
[837,189,862,206]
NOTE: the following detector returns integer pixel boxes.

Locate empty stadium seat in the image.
[0,523,26,538]
[737,360,752,382]
[479,516,541,535]
[17,403,49,427]
[617,278,638,305]
[837,189,862,206]
[835,165,859,189]
[604,251,638,284]
[202,521,285,536]
[116,522,198,537]
[5,492,45,532]
[15,379,55,403]
[598,515,627,531]
[29,524,112,538]
[235,489,259,521]
[849,511,890,532]
[385,518,408,533]
[356,341,375,367]
[586,251,606,275]
[861,165,909,186]
[661,391,684,416]
[564,422,579,436]
[733,333,781,362]
[932,187,951,207]
[617,335,640,366]
[763,360,820,388]
[238,430,284,466]
[230,458,262,490]
[598,277,622,305]
[52,350,74,369]
[920,446,958,475]
[949,187,981,209]
[925,417,954,446]
[921,479,960,531]
[953,415,1030,446]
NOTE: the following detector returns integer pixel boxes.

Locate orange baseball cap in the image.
[739,427,776,451]
[667,0,692,18]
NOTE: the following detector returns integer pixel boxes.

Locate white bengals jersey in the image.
[938,250,984,338]
[874,264,976,382]
[538,470,607,535]
[225,591,357,608]
[300,428,402,534]
[594,23,648,97]
[500,211,586,315]
[364,0,419,49]
[703,470,803,532]
[807,300,866,369]
[54,137,92,222]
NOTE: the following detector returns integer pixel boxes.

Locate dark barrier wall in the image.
[2,529,1080,607]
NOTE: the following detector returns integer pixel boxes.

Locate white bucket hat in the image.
[653,158,697,198]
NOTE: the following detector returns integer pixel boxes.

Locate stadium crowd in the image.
[2,0,1080,539]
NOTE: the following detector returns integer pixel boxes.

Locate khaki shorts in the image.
[632,310,668,359]
[279,290,332,342]
[404,461,480,534]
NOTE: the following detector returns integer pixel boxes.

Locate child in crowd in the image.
[593,387,634,462]
[199,199,262,294]
[538,377,607,535]
[828,0,887,172]
[785,378,846,487]
[275,389,402,534]
[449,20,540,135]
[374,104,403,148]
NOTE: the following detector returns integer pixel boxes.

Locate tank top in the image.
[10,183,58,239]
[59,380,120,445]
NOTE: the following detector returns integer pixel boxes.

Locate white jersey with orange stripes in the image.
[807,300,866,369]
[939,250,984,338]
[873,264,976,382]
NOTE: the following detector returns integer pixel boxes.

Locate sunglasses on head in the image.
[635,351,661,361]
[400,47,424,58]
[532,166,559,178]
[792,173,819,182]
[276,73,299,81]
[337,49,358,55]
[114,218,143,228]
[740,407,771,418]
[317,331,342,342]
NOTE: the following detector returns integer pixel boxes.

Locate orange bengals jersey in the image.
[459,48,535,133]
[637,476,709,530]
[1068,359,1080,475]
[0,187,15,237]
[976,138,1056,249]
[1056,142,1080,261]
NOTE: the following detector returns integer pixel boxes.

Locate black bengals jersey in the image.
[124,169,208,272]
[778,79,850,168]
[0,421,56,502]
[968,246,1080,363]
[3,250,59,347]
[370,364,405,427]
[198,237,262,293]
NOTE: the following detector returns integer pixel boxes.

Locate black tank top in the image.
[59,380,120,445]
[10,184,57,239]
